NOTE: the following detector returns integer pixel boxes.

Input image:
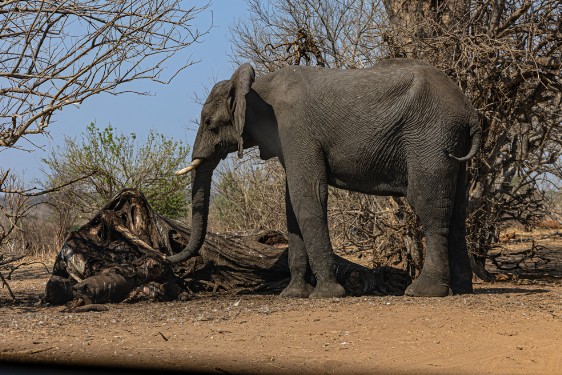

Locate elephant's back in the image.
[266,59,450,88]
[257,59,476,151]
[261,59,470,114]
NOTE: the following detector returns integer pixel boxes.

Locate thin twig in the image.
[0,271,17,301]
[1,170,98,197]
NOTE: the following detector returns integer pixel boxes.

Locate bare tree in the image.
[0,0,208,149]
[229,0,561,279]
[0,0,208,273]
[231,0,384,72]
[381,0,562,277]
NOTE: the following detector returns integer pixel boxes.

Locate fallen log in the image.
[45,189,410,309]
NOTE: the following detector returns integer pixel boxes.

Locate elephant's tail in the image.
[449,115,483,162]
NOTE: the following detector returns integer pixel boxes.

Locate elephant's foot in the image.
[450,279,473,295]
[280,280,314,298]
[310,280,346,298]
[449,259,474,295]
[405,274,450,297]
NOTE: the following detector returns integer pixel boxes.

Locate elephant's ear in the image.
[229,63,255,158]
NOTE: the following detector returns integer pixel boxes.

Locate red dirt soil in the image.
[1,260,561,375]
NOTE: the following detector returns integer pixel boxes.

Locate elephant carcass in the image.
[44,189,410,309]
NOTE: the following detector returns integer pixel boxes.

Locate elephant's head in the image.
[168,64,255,263]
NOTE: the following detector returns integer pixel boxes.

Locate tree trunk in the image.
[382,0,467,58]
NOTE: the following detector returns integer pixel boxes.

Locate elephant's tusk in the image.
[175,159,203,175]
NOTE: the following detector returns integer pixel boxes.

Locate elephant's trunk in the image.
[167,159,218,263]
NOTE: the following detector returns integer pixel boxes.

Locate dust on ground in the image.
[1,233,561,375]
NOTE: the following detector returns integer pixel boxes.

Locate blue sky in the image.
[0,1,248,183]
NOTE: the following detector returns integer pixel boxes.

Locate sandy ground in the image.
[1,260,561,375]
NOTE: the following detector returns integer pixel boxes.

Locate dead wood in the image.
[0,254,27,301]
[0,271,17,301]
[44,189,411,309]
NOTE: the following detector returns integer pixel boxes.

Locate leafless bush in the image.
[0,169,70,259]
[0,170,35,300]
[329,191,424,277]
[0,170,33,253]
[17,208,66,259]
[210,151,286,234]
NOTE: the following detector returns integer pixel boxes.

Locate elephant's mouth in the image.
[217,141,239,157]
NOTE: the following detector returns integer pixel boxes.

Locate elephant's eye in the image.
[204,117,211,127]
[207,120,220,134]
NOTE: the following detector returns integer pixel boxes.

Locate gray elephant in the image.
[170,59,481,298]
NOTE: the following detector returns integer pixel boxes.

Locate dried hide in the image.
[45,189,410,309]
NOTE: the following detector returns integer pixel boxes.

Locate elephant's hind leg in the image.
[280,182,314,298]
[405,165,457,297]
[448,164,473,294]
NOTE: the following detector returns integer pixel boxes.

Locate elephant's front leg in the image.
[285,160,346,299]
[280,182,314,298]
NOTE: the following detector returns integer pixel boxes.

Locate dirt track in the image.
[1,263,561,375]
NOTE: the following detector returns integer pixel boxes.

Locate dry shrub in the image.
[2,204,67,260]
[329,191,424,277]
[209,152,286,234]
[17,206,70,259]
[1,170,74,260]
[1,171,32,255]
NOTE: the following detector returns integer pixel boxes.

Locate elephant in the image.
[170,58,482,298]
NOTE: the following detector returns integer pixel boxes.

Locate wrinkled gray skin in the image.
[169,59,481,298]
